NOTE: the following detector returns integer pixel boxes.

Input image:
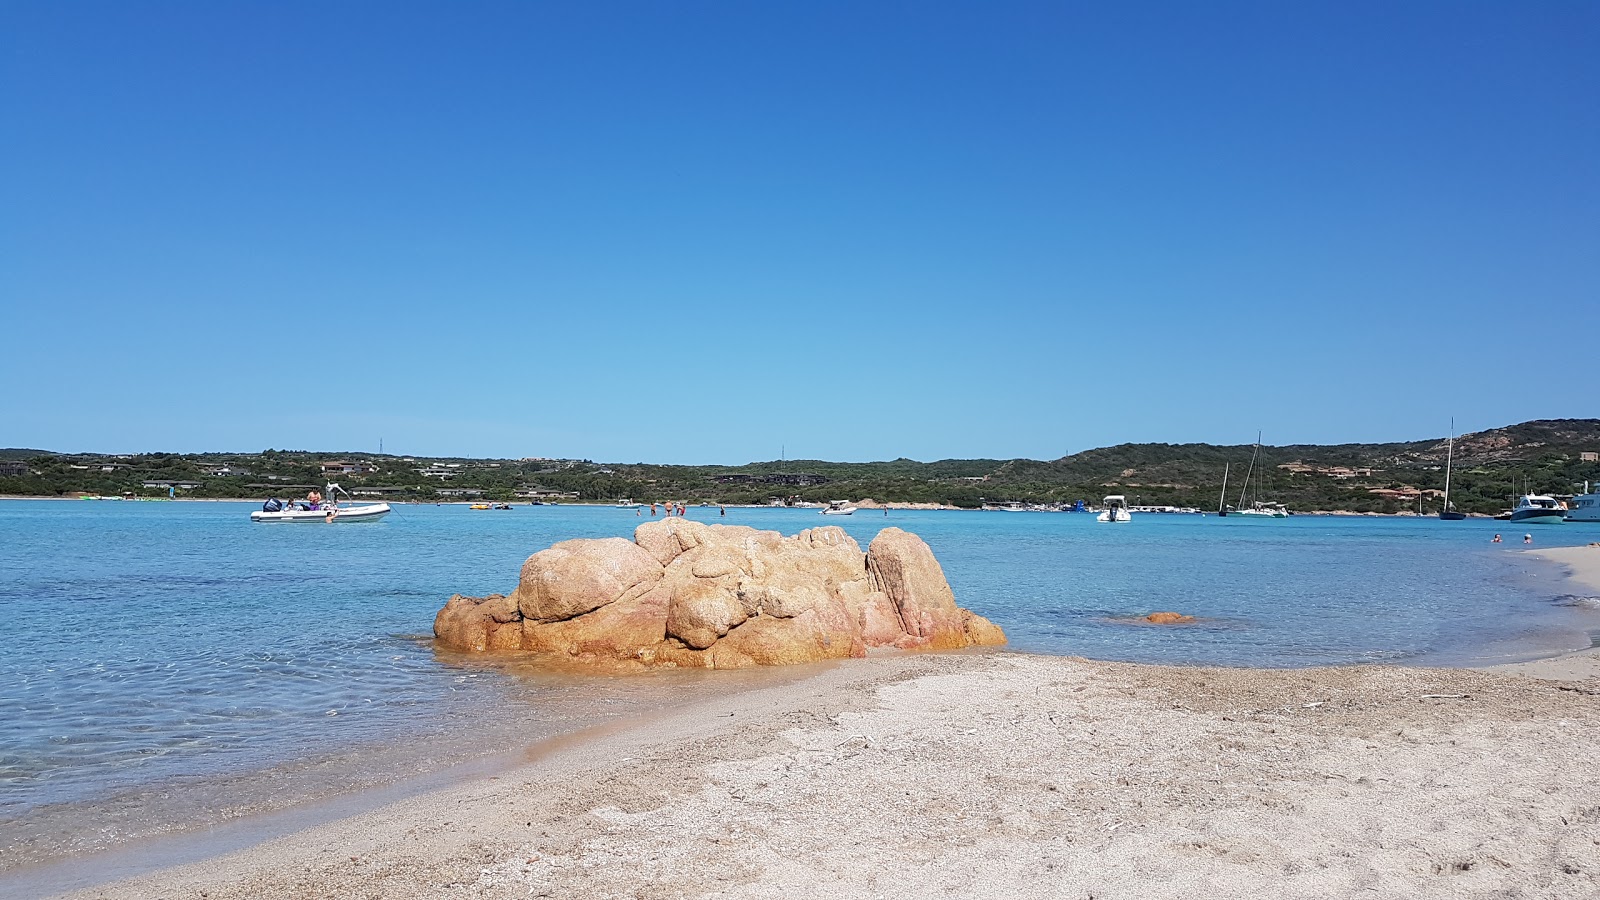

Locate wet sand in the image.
[9,550,1600,898]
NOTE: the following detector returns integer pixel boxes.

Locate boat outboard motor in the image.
[263,498,284,512]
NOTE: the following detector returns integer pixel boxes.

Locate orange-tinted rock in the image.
[1144,611,1196,625]
[866,528,971,649]
[434,593,522,653]
[434,523,1006,668]
[514,538,663,622]
[523,584,670,661]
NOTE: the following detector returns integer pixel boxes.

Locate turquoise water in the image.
[3,500,1599,826]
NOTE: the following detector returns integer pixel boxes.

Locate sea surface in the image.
[3,500,1599,874]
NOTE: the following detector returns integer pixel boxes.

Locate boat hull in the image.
[250,503,391,523]
[1507,510,1564,525]
[1096,509,1131,523]
[1229,510,1288,519]
[1438,511,1467,521]
[1566,495,1600,522]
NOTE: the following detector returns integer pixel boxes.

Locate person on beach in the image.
[1524,534,1533,544]
[719,505,725,516]
[1492,534,1502,543]
[650,503,657,516]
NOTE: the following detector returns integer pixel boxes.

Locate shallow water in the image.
[2,500,1597,840]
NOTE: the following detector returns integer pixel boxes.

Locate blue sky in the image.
[3,1,1596,463]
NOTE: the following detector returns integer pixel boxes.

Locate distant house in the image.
[0,462,29,478]
[351,486,410,496]
[205,465,252,477]
[515,488,579,500]
[436,487,484,497]
[1583,452,1598,463]
[713,472,829,486]
[417,467,458,479]
[320,461,379,475]
[142,479,203,490]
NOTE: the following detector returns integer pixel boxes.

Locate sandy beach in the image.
[3,546,1594,899]
[19,656,1593,898]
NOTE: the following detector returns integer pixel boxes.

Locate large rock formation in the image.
[434,520,1006,669]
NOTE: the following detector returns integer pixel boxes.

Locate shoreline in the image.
[13,644,1595,900]
[0,495,1542,515]
[7,545,1600,897]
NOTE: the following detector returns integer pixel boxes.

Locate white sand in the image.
[14,545,1600,898]
[26,646,1594,900]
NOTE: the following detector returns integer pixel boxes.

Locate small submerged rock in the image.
[433,521,1005,669]
[1143,611,1197,625]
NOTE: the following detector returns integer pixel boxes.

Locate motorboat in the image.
[469,503,491,510]
[821,500,857,515]
[1509,494,1566,525]
[1566,484,1600,522]
[1096,495,1131,523]
[251,483,390,523]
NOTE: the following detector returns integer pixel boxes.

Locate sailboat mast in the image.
[1237,433,1259,509]
[1218,462,1230,514]
[1443,418,1454,508]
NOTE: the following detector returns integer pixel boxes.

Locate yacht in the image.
[1508,494,1566,525]
[1565,484,1600,522]
[1096,495,1132,523]
[821,500,857,516]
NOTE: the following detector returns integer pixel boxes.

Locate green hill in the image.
[4,419,1598,514]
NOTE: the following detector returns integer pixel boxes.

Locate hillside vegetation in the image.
[4,419,1598,515]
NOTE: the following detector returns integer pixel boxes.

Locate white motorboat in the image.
[821,500,857,515]
[1508,494,1565,525]
[1567,483,1600,522]
[251,483,391,523]
[1096,495,1132,523]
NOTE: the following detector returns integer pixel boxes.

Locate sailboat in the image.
[1439,418,1466,520]
[1216,462,1230,517]
[1228,432,1289,519]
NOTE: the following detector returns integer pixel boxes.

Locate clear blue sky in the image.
[3,2,1595,463]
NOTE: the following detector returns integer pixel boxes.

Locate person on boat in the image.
[306,490,323,511]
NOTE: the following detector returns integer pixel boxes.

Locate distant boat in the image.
[1508,494,1565,525]
[469,503,491,510]
[1231,501,1290,519]
[1216,462,1230,517]
[1096,495,1131,523]
[821,500,857,515]
[1439,419,1466,520]
[1226,432,1290,519]
[1567,482,1600,522]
